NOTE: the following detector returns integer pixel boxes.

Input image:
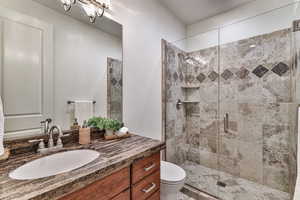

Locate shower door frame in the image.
[161,3,300,198]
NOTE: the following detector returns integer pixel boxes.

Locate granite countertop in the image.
[0,134,165,200]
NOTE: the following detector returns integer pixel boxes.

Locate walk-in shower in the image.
[162,2,300,200]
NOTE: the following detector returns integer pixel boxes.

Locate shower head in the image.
[178,53,207,66]
[178,53,190,61]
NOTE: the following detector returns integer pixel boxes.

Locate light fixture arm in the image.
[63,3,72,12]
[89,16,96,23]
[97,6,105,17]
[60,0,109,23]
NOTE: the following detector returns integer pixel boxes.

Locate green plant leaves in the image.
[87,117,122,131]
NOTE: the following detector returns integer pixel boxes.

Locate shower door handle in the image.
[224,113,229,133]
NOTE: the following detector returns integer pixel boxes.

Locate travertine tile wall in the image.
[217,29,293,193]
[107,58,123,121]
[162,40,187,165]
[163,28,298,196]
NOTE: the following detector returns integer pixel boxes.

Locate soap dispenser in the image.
[71,118,80,130]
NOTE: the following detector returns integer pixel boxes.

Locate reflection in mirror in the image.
[0,0,122,140]
[107,58,123,121]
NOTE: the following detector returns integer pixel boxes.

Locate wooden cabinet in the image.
[146,190,160,200]
[59,167,130,200]
[132,152,160,184]
[132,170,160,200]
[59,152,160,200]
[132,152,160,200]
[111,190,130,200]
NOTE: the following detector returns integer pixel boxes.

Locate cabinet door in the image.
[132,170,160,200]
[111,190,130,200]
[0,7,53,139]
[132,152,160,184]
[147,190,160,200]
[60,167,130,200]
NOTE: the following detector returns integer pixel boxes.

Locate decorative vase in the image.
[105,129,114,136]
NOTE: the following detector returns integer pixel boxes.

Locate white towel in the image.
[0,97,4,156]
[294,107,300,200]
[74,100,94,126]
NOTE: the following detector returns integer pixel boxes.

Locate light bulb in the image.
[60,0,76,4]
[95,0,110,7]
[60,0,75,12]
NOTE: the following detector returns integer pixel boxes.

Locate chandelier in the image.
[60,0,110,23]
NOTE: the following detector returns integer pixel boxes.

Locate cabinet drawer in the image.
[147,190,160,200]
[132,152,160,184]
[112,189,130,200]
[59,167,130,200]
[132,170,160,200]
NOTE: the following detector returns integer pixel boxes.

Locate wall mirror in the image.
[0,0,123,140]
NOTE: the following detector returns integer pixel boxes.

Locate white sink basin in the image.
[9,149,100,180]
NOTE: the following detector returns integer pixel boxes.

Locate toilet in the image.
[160,161,186,200]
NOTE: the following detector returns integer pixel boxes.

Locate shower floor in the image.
[181,161,290,200]
[179,192,195,200]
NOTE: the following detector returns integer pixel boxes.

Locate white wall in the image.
[187,0,300,37]
[0,0,122,131]
[182,0,300,51]
[0,0,186,140]
[109,0,186,140]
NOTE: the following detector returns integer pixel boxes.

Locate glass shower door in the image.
[184,29,220,197]
[217,4,297,200]
[165,29,221,198]
[164,2,300,200]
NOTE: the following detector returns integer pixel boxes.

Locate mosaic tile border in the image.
[181,63,290,83]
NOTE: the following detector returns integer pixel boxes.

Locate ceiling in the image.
[158,0,256,25]
[33,0,122,38]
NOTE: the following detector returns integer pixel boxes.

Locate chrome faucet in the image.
[41,118,52,135]
[29,119,69,154]
[48,125,64,149]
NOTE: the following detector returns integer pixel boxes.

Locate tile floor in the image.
[179,192,195,200]
[181,161,290,200]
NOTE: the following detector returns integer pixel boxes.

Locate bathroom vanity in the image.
[0,0,166,199]
[60,152,161,200]
[0,134,165,200]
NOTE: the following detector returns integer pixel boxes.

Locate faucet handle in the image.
[38,139,45,149]
[56,138,63,148]
[40,118,52,125]
[29,139,45,151]
[57,134,70,148]
[60,133,71,138]
[41,118,52,135]
[28,139,43,144]
[45,118,52,123]
[48,136,54,148]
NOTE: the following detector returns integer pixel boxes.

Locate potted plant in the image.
[87,117,123,137]
[104,118,122,136]
[87,117,106,130]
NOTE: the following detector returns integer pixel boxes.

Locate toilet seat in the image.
[161,161,186,184]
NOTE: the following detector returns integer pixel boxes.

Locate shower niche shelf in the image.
[182,100,199,103]
[181,85,200,89]
[176,99,199,109]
